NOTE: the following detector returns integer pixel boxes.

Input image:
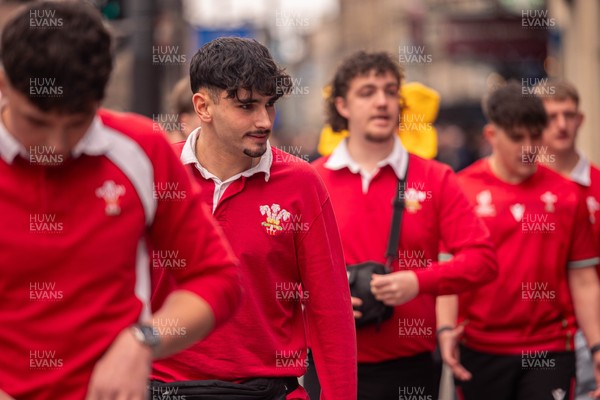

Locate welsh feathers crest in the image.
[260,203,291,236]
[96,180,126,216]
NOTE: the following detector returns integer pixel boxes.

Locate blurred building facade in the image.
[0,0,596,164]
[308,0,599,166]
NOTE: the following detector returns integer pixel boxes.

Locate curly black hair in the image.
[0,1,113,113]
[189,37,292,103]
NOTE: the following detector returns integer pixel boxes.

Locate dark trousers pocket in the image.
[149,378,289,400]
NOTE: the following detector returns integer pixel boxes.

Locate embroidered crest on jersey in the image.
[551,388,565,400]
[260,203,291,236]
[475,190,496,217]
[405,188,426,213]
[587,196,600,224]
[510,203,525,222]
[540,191,557,212]
[96,180,126,216]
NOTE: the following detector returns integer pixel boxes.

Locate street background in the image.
[3,0,597,168]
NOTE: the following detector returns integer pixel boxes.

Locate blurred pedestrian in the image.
[0,2,241,399]
[163,76,201,143]
[438,82,600,400]
[310,50,497,400]
[536,79,600,400]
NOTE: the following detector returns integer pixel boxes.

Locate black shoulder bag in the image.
[346,167,407,328]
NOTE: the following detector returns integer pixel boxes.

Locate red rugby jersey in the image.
[570,156,600,274]
[312,138,497,363]
[0,109,240,399]
[457,159,599,354]
[151,131,357,400]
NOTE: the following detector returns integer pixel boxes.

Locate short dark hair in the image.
[482,81,547,134]
[170,76,194,115]
[327,51,403,132]
[189,37,291,102]
[0,1,113,113]
[533,79,580,107]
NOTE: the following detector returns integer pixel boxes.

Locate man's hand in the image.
[351,296,363,319]
[85,327,153,400]
[371,271,419,306]
[0,389,15,400]
[438,325,471,381]
[589,350,600,399]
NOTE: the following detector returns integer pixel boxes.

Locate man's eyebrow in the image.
[357,83,376,90]
[235,97,258,104]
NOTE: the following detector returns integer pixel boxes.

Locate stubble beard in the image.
[243,146,267,158]
[364,130,395,144]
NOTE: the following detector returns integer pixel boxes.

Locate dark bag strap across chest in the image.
[384,161,408,269]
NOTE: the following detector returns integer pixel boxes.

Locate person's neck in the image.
[195,129,259,181]
[488,155,533,185]
[546,149,580,178]
[0,105,13,134]
[346,134,395,174]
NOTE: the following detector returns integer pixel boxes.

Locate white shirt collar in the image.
[571,151,591,187]
[324,136,408,193]
[324,136,408,179]
[181,127,272,183]
[0,114,26,163]
[0,111,112,164]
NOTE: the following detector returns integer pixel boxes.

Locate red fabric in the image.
[569,377,576,400]
[456,159,599,354]
[0,109,240,399]
[151,147,357,400]
[312,153,497,363]
[585,164,600,276]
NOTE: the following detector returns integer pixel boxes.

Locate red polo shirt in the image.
[312,138,497,363]
[457,159,599,354]
[151,129,357,400]
[570,155,600,274]
[0,109,240,399]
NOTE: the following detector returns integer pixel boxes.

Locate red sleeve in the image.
[296,185,357,399]
[148,137,241,328]
[416,166,498,295]
[567,189,600,269]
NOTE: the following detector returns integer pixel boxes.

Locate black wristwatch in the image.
[590,343,600,356]
[130,323,160,350]
[436,325,454,336]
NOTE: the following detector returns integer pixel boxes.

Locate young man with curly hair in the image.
[309,51,497,400]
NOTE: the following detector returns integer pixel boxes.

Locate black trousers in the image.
[304,351,439,400]
[456,345,576,400]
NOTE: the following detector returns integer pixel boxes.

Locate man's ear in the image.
[0,69,8,93]
[575,111,584,131]
[483,123,497,144]
[192,89,214,123]
[334,96,350,120]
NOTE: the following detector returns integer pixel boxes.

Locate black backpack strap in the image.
[384,158,408,270]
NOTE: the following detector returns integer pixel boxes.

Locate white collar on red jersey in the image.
[0,113,110,164]
[570,151,591,187]
[324,136,409,181]
[180,127,272,183]
[0,113,25,163]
